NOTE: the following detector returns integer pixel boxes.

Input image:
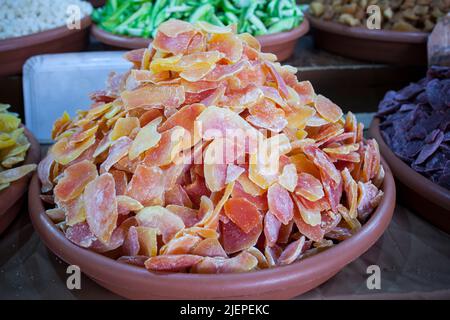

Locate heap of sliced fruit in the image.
[0,104,36,192]
[39,20,384,274]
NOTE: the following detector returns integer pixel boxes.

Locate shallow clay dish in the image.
[91,19,310,61]
[369,118,450,233]
[28,158,395,299]
[0,16,91,77]
[0,128,40,235]
[306,13,428,65]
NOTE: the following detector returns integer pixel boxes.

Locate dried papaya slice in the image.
[295,172,324,202]
[314,95,343,123]
[128,117,161,160]
[136,206,185,243]
[191,251,257,274]
[0,164,36,185]
[84,173,118,244]
[221,218,262,254]
[144,254,203,272]
[122,85,185,110]
[191,238,227,258]
[267,183,294,225]
[224,197,260,234]
[208,33,243,63]
[160,234,201,255]
[110,117,140,141]
[100,136,132,174]
[126,165,164,206]
[264,211,281,247]
[166,205,199,227]
[277,236,305,266]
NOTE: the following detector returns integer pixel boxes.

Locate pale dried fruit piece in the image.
[204,137,243,192]
[110,117,139,141]
[231,180,268,211]
[128,117,162,160]
[84,173,118,244]
[314,94,343,123]
[63,195,86,226]
[247,99,287,133]
[292,198,324,242]
[264,211,281,247]
[144,254,203,272]
[159,103,205,137]
[122,85,185,110]
[191,251,258,274]
[225,164,245,184]
[342,168,358,219]
[357,181,382,220]
[110,169,128,195]
[264,244,282,267]
[135,226,159,257]
[65,222,97,248]
[161,234,201,255]
[166,205,199,227]
[237,174,265,196]
[293,193,321,227]
[51,134,96,165]
[143,126,187,167]
[45,208,65,223]
[192,238,227,258]
[197,181,234,230]
[122,226,140,256]
[221,218,262,254]
[136,206,185,243]
[117,195,143,214]
[126,165,165,206]
[295,172,324,202]
[224,197,261,234]
[263,61,289,99]
[165,184,193,208]
[91,216,138,253]
[37,153,55,193]
[100,136,132,174]
[0,164,36,184]
[208,33,243,63]
[278,163,298,192]
[278,236,306,265]
[267,183,294,225]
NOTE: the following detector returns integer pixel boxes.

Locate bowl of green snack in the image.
[91,0,309,61]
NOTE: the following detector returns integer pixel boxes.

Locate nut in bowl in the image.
[31,20,395,298]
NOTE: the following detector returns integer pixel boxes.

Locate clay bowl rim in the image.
[29,157,395,297]
[0,127,41,217]
[91,19,310,50]
[369,118,450,211]
[305,12,428,44]
[0,16,92,52]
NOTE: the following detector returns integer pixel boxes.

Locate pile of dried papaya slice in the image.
[39,19,384,274]
[0,104,36,192]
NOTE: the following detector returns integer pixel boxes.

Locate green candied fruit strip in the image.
[267,16,296,34]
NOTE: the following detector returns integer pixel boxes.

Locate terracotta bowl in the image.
[28,158,395,299]
[369,118,450,233]
[91,19,310,61]
[0,16,91,77]
[89,0,106,8]
[306,13,428,65]
[0,128,40,234]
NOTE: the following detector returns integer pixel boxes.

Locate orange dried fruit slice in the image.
[84,173,118,244]
[54,160,98,202]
